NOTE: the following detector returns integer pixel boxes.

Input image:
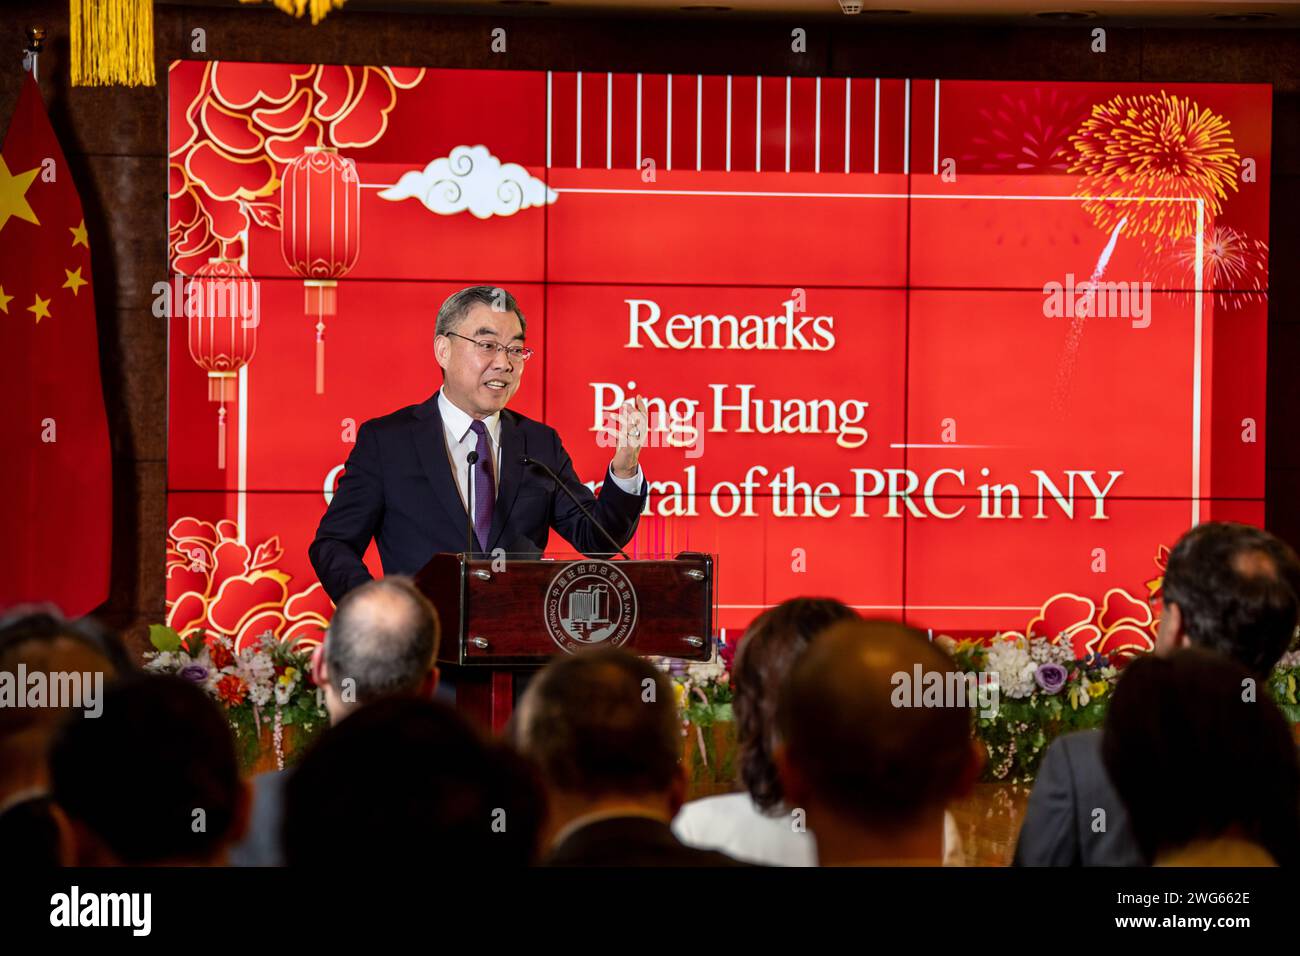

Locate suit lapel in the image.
[487,412,524,551]
[412,391,472,540]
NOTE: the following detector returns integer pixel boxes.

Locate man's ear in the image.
[774,742,807,810]
[311,643,328,689]
[434,334,450,373]
[419,665,440,700]
[1156,600,1185,655]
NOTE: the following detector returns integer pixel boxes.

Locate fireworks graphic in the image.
[1051,217,1127,416]
[1067,91,1240,244]
[1143,225,1269,309]
[961,87,1090,173]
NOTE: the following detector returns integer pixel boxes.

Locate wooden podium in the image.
[413,551,715,732]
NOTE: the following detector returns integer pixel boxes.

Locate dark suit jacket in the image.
[544,815,753,867]
[227,769,290,867]
[1012,729,1144,867]
[309,390,648,603]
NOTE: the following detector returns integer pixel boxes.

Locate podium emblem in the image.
[544,561,638,653]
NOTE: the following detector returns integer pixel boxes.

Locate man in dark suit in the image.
[513,648,748,866]
[228,576,440,866]
[309,285,649,605]
[1013,522,1300,866]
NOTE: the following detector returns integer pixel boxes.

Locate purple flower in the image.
[179,664,210,684]
[1034,662,1067,694]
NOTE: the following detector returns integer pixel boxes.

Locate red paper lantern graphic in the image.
[280,146,362,394]
[186,258,259,470]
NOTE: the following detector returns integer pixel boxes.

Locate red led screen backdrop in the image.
[165,65,1271,647]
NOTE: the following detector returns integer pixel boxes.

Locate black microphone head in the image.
[467,450,479,465]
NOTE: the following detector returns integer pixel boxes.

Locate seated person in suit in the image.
[282,697,542,867]
[512,648,748,866]
[229,575,440,866]
[673,598,967,866]
[1014,521,1300,866]
[50,674,249,865]
[309,285,649,605]
[777,619,982,866]
[1103,647,1300,867]
[0,609,132,867]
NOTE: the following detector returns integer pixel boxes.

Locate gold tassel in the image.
[266,0,348,26]
[70,0,156,88]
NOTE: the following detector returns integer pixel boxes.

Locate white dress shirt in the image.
[436,390,644,516]
[672,792,966,867]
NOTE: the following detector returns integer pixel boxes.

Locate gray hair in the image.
[325,577,440,706]
[435,286,527,338]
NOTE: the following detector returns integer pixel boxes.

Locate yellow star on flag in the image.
[0,155,41,233]
[28,293,51,323]
[63,267,88,296]
[70,219,89,248]
[0,285,12,313]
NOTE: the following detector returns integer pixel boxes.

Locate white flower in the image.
[145,651,177,673]
[986,636,1036,698]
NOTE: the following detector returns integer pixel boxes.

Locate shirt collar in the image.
[437,389,501,446]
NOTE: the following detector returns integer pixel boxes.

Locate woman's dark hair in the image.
[732,598,858,811]
[1102,647,1300,866]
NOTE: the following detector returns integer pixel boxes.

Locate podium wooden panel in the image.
[413,551,715,732]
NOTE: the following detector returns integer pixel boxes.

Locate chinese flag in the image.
[0,73,112,616]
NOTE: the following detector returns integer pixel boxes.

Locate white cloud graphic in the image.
[378,145,556,219]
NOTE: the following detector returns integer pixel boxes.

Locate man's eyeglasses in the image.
[446,331,533,362]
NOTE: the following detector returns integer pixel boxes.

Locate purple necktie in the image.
[469,419,495,552]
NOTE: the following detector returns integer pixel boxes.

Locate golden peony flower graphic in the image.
[1067,91,1240,244]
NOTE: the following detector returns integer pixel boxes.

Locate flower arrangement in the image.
[1270,649,1300,727]
[944,634,1118,784]
[654,636,737,798]
[145,624,328,772]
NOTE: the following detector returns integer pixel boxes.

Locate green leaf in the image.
[149,623,182,653]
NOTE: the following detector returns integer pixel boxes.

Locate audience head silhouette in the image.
[731,597,857,811]
[283,697,542,867]
[1157,521,1300,677]
[777,619,980,865]
[0,607,132,807]
[314,575,440,722]
[516,648,680,802]
[49,674,248,865]
[1103,647,1300,867]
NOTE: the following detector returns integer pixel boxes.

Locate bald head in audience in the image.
[777,619,982,866]
[311,576,441,723]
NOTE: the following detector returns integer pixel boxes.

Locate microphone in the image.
[465,450,478,556]
[520,455,632,561]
